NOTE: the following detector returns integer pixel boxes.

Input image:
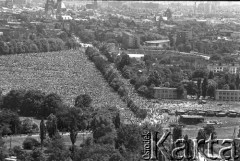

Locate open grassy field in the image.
[0,50,126,108]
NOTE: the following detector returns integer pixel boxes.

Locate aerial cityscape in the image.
[0,0,240,161]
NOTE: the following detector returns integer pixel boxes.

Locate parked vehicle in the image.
[205,110,215,117]
[198,100,207,104]
[197,111,206,116]
[228,112,237,117]
[216,111,227,117]
[176,110,185,115]
[206,120,215,125]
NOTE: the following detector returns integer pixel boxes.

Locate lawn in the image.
[0,50,126,108]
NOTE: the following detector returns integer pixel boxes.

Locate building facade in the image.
[143,40,170,50]
[207,63,240,74]
[153,87,187,99]
[122,32,140,49]
[215,90,240,101]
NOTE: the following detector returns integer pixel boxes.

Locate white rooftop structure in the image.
[145,40,170,44]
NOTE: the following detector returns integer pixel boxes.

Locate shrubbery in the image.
[2,89,64,118]
[23,137,40,150]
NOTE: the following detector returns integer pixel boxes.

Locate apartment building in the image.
[153,87,178,99]
[207,63,240,74]
[122,32,140,49]
[215,90,240,101]
[153,87,187,99]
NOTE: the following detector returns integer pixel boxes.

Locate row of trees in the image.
[0,38,66,55]
[1,89,64,118]
[85,46,147,120]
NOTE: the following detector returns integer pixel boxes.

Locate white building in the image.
[61,15,73,20]
[207,63,240,74]
[143,40,170,50]
[127,54,144,61]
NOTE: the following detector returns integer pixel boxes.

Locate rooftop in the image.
[153,87,177,90]
[145,40,170,44]
[128,54,144,58]
[216,90,240,92]
[180,115,204,118]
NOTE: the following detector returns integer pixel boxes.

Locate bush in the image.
[130,78,136,85]
[29,43,39,53]
[122,68,131,79]
[110,78,123,91]
[136,109,148,120]
[118,85,128,97]
[137,85,149,95]
[92,56,109,73]
[12,146,22,156]
[23,137,40,150]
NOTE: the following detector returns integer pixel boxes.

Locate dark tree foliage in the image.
[46,114,58,138]
[90,109,117,145]
[117,53,131,71]
[0,109,21,135]
[40,119,46,150]
[2,89,26,112]
[176,84,185,99]
[185,82,198,95]
[0,41,9,55]
[75,94,92,109]
[197,78,202,98]
[172,125,182,142]
[202,77,208,98]
[192,69,208,78]
[116,124,142,152]
[74,144,122,161]
[47,135,71,161]
[41,93,64,118]
[20,90,45,117]
[39,38,50,52]
[208,71,214,79]
[23,137,40,150]
[236,74,240,89]
[203,124,217,139]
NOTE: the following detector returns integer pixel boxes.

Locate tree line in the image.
[85,46,148,120]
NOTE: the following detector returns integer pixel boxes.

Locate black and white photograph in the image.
[0,1,240,161]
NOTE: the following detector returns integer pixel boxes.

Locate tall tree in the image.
[225,74,230,84]
[184,135,192,159]
[196,129,206,151]
[172,125,182,142]
[46,114,58,138]
[208,71,214,79]
[39,119,46,150]
[197,78,202,98]
[69,118,78,161]
[202,77,208,98]
[236,74,240,89]
[176,85,185,99]
[164,8,172,20]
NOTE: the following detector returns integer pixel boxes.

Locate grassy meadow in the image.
[0,50,126,108]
